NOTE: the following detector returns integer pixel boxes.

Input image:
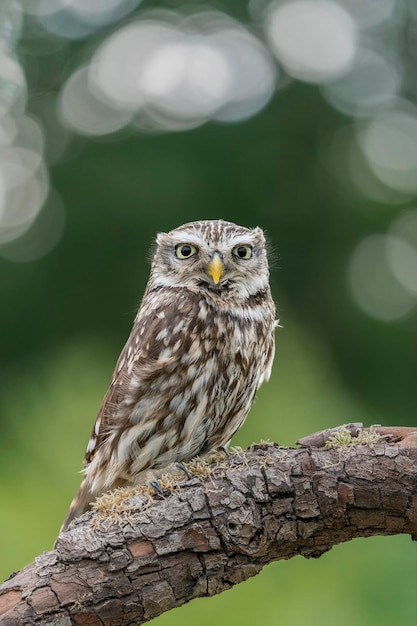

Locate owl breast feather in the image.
[85,286,275,490]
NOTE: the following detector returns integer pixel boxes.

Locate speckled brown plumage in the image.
[61,220,277,531]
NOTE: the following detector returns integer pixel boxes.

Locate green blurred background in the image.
[0,0,416,624]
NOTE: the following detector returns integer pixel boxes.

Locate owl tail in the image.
[58,478,96,535]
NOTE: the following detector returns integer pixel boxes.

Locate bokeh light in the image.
[265,0,357,84]
[357,103,417,194]
[29,0,143,40]
[0,1,57,260]
[348,234,417,321]
[0,188,65,262]
[322,48,401,118]
[341,0,398,29]
[1,0,415,272]
[348,129,414,205]
[388,209,417,293]
[0,144,48,242]
[58,12,277,135]
[59,65,134,136]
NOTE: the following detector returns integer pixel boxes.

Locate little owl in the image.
[60,219,277,531]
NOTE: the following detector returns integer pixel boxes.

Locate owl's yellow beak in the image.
[207,254,224,285]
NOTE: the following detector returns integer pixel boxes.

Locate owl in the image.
[60,219,277,531]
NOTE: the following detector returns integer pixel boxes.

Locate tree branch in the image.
[1,425,416,626]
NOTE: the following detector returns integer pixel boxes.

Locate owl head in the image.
[149,219,270,298]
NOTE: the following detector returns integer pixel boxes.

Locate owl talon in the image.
[175,462,191,479]
[150,480,166,496]
[218,446,232,465]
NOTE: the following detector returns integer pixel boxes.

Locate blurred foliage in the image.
[0,0,416,623]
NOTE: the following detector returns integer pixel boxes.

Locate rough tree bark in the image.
[1,425,416,626]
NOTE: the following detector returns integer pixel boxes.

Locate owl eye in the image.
[232,245,252,259]
[175,244,198,259]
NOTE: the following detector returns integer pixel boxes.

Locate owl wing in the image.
[84,290,197,466]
